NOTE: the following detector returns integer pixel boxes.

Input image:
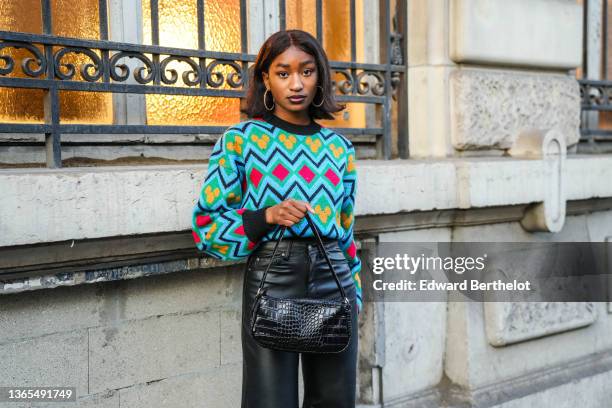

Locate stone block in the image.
[450,0,582,69]
[485,302,597,347]
[492,367,612,408]
[0,331,88,393]
[382,301,446,402]
[446,296,611,390]
[408,0,452,67]
[220,310,242,366]
[450,69,580,151]
[119,268,243,321]
[118,364,241,408]
[408,65,455,158]
[0,284,102,344]
[88,312,220,393]
[3,156,612,247]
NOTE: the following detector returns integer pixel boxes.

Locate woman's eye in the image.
[278,70,314,78]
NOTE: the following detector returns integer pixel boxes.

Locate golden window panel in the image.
[0,0,113,124]
[287,0,367,129]
[141,0,241,126]
[1,0,367,128]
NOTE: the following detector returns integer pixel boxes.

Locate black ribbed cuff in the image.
[242,206,276,242]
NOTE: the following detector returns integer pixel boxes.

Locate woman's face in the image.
[262,45,319,117]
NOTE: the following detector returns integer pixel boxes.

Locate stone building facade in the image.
[1,1,611,407]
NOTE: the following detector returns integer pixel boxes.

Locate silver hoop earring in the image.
[312,85,325,107]
[264,88,275,111]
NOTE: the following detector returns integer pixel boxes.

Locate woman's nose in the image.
[289,74,303,90]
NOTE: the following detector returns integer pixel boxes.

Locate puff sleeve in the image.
[191,130,271,260]
[338,144,362,313]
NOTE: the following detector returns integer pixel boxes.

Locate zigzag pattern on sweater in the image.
[191,117,362,309]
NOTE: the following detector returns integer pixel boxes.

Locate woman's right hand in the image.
[265,199,315,227]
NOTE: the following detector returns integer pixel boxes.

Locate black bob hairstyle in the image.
[241,29,346,120]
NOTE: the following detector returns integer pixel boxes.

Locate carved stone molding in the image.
[485,302,596,347]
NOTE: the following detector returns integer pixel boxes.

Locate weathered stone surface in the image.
[120,267,243,321]
[4,155,612,248]
[88,311,220,394]
[0,165,205,247]
[450,0,582,69]
[446,300,609,390]
[408,0,453,67]
[442,216,612,390]
[491,365,612,408]
[0,284,102,344]
[382,301,447,402]
[372,348,612,407]
[118,364,241,408]
[220,310,242,366]
[67,390,119,408]
[450,69,581,150]
[377,230,449,401]
[0,331,88,393]
[408,65,456,158]
[485,302,597,347]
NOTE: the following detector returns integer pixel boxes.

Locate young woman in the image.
[191,29,362,408]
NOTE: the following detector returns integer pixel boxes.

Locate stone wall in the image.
[1,210,611,407]
[364,211,612,407]
[2,1,612,407]
[0,265,247,407]
[408,0,583,158]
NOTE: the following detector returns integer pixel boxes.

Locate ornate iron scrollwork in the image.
[54,47,103,81]
[0,41,46,77]
[334,69,354,94]
[206,60,244,88]
[109,51,155,84]
[0,36,401,99]
[160,56,200,86]
[579,82,612,109]
[390,14,404,100]
[332,69,386,97]
[356,71,385,96]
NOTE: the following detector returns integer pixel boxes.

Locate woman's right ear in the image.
[261,72,269,88]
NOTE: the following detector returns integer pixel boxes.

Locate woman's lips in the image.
[288,96,306,103]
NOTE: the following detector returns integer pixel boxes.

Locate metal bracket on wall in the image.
[508,128,567,233]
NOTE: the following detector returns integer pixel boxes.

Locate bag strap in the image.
[254,212,349,305]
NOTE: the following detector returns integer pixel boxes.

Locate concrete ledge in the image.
[4,200,612,294]
[2,156,612,247]
[0,164,202,247]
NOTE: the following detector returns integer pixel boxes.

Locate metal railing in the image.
[578,0,612,146]
[579,79,612,141]
[0,0,406,167]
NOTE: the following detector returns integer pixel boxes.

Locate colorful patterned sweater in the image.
[191,111,362,312]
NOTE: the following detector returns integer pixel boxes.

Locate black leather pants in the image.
[241,237,359,408]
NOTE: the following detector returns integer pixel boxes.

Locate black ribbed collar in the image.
[262,111,321,135]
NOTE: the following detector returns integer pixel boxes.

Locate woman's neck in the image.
[262,110,321,135]
[271,109,312,126]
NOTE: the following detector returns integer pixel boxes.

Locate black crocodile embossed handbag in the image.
[249,212,352,354]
